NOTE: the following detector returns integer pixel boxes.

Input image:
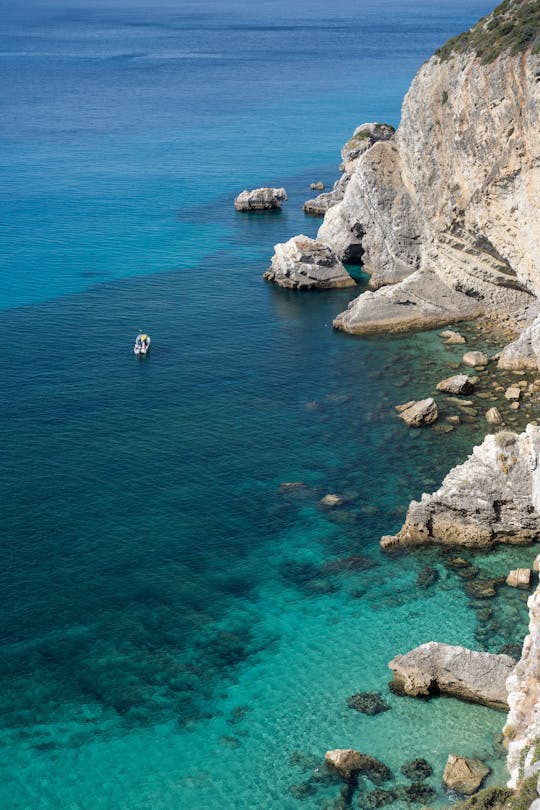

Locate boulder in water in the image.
[234,187,288,211]
[442,754,490,795]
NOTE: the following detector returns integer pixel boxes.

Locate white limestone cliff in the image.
[317,3,540,335]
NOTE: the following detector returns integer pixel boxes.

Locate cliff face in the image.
[319,1,540,334]
[505,583,540,797]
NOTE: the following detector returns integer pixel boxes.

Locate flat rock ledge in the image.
[389,642,515,711]
[264,235,356,290]
[333,270,482,335]
[234,187,287,211]
[381,425,540,550]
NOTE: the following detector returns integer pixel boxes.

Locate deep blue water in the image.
[2,1,530,808]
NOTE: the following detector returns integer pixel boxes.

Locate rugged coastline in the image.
[264,0,540,805]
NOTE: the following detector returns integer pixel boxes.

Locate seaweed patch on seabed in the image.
[0,612,278,750]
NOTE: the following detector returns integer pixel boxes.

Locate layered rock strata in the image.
[389,642,515,710]
[264,235,355,290]
[381,425,540,550]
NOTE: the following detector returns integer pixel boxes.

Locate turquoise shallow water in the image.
[1,1,533,808]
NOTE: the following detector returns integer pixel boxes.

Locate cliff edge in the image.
[320,0,540,336]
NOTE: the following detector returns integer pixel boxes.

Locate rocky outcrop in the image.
[443,754,491,795]
[505,584,540,792]
[264,235,355,290]
[381,425,540,550]
[234,187,287,211]
[314,2,540,332]
[396,397,438,427]
[303,123,395,218]
[388,642,515,710]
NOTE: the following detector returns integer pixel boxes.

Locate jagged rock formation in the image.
[505,584,540,794]
[263,235,355,289]
[381,425,540,549]
[389,642,515,710]
[234,187,287,211]
[308,0,540,333]
[303,123,395,217]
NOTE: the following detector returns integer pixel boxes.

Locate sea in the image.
[0,1,533,808]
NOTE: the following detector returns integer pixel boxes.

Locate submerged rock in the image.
[264,235,356,290]
[288,781,317,799]
[464,578,503,599]
[324,750,391,783]
[234,187,287,211]
[381,425,540,550]
[394,782,436,803]
[401,758,433,781]
[443,754,490,795]
[397,397,438,427]
[388,641,515,710]
[416,564,439,588]
[320,493,346,508]
[361,788,395,809]
[346,692,390,716]
[279,481,308,493]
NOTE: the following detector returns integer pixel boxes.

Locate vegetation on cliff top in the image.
[436,0,540,64]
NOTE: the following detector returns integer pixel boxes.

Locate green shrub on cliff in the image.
[453,786,514,810]
[436,0,540,64]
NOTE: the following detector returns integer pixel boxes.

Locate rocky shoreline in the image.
[252,0,540,805]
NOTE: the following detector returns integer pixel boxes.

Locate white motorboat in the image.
[134,333,151,356]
